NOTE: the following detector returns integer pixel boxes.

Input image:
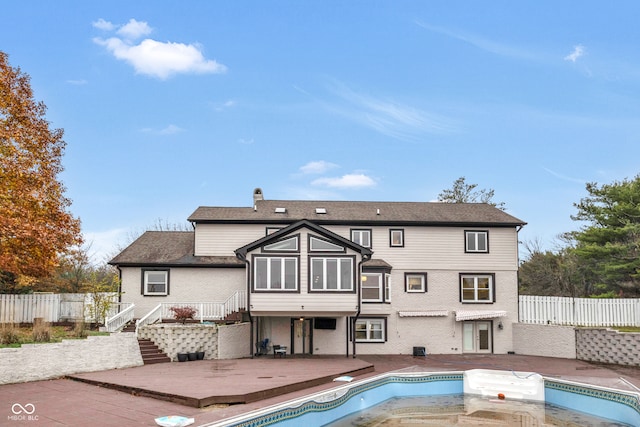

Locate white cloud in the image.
[93,18,227,79]
[415,21,539,61]
[213,99,237,111]
[141,124,185,135]
[326,82,455,141]
[159,124,184,135]
[238,138,254,145]
[300,161,338,175]
[542,167,585,184]
[117,18,153,40]
[564,45,585,62]
[66,79,88,85]
[92,18,115,31]
[312,173,376,189]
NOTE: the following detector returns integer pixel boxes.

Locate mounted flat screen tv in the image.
[314,317,337,330]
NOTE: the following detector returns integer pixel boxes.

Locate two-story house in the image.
[110,188,525,357]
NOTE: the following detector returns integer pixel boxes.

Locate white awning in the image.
[398,310,449,318]
[455,310,507,321]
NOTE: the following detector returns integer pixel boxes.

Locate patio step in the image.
[138,339,171,364]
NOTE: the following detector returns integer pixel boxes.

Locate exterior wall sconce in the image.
[498,321,504,330]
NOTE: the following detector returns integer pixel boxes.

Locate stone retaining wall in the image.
[0,333,143,385]
[138,323,217,361]
[576,328,640,366]
[138,322,251,361]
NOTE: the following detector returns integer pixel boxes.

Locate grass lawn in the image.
[613,326,640,333]
[0,323,108,348]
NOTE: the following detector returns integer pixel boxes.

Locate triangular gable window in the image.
[263,236,298,252]
[310,236,344,252]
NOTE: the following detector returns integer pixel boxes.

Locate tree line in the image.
[1,51,638,297]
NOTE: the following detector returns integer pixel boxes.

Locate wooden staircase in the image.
[138,339,171,364]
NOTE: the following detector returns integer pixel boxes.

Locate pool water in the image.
[326,394,631,427]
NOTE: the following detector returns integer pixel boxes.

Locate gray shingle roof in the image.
[189,200,526,226]
[108,231,243,267]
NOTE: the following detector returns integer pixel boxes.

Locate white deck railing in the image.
[519,295,640,327]
[103,303,135,332]
[134,290,247,335]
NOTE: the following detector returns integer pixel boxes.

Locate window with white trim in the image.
[351,229,371,248]
[309,236,344,252]
[460,274,494,302]
[310,257,353,291]
[362,273,383,302]
[143,270,169,296]
[263,236,298,252]
[390,229,404,247]
[465,231,488,253]
[385,273,391,302]
[405,273,427,293]
[355,318,385,342]
[254,257,298,291]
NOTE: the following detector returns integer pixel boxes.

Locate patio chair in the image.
[273,344,287,358]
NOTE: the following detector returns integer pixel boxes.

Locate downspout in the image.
[116,266,123,304]
[351,256,369,359]
[236,253,253,359]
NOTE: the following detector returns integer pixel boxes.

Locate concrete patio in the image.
[1,354,639,426]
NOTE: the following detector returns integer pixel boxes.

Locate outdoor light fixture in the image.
[498,321,504,330]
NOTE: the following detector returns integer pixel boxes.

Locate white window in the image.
[351,229,371,248]
[355,318,385,342]
[405,273,427,293]
[461,274,494,302]
[309,236,344,252]
[385,273,391,302]
[362,273,383,302]
[255,257,298,291]
[143,270,168,295]
[263,236,298,252]
[465,231,488,253]
[310,257,353,291]
[390,229,404,247]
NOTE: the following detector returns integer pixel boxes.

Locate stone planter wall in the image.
[576,328,640,366]
[138,322,251,361]
[0,333,143,385]
[138,323,218,361]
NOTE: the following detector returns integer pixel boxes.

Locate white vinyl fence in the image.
[519,295,640,327]
[0,293,119,324]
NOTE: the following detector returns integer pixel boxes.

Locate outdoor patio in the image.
[2,354,640,426]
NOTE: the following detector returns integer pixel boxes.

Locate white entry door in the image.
[462,321,492,353]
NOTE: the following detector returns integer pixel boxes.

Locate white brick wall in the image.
[513,323,576,359]
[0,333,143,385]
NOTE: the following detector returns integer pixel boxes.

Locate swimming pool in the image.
[202,371,640,427]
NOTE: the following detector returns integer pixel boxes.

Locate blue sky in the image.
[3,1,640,263]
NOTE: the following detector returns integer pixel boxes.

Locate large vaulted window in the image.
[310,257,354,291]
[254,257,298,291]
